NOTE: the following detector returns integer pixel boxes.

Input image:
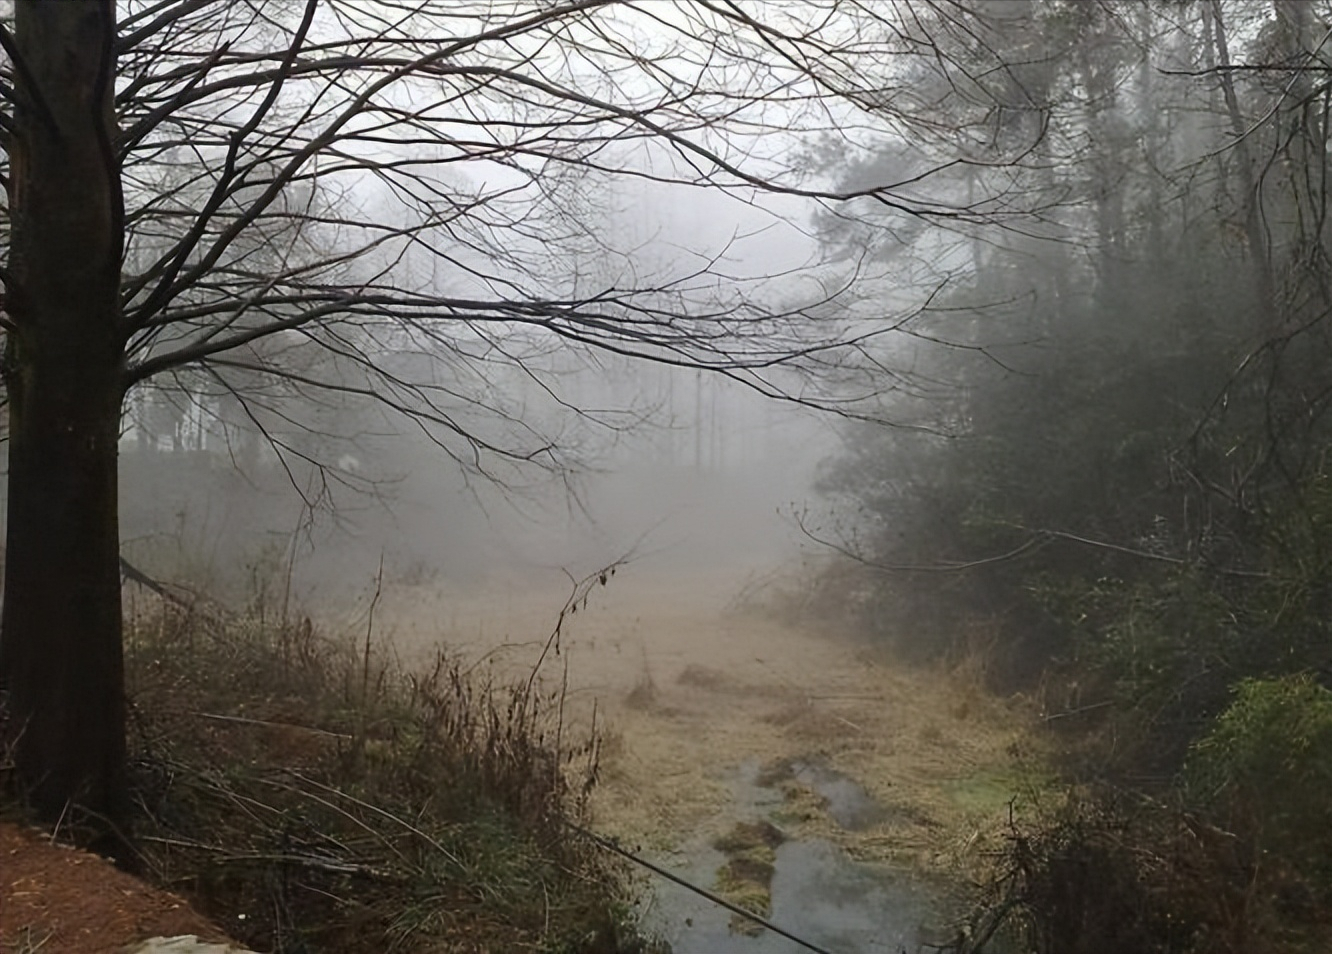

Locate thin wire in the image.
[564,820,840,954]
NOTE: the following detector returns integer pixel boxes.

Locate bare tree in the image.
[0,0,1026,854]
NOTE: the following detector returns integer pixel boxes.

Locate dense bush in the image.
[808,3,1332,949]
[951,786,1321,954]
[1184,675,1332,894]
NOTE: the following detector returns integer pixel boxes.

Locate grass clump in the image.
[122,593,647,954]
[711,821,786,937]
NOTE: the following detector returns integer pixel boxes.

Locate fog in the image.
[7,3,1332,951]
[117,364,834,609]
[98,7,902,623]
[114,167,844,613]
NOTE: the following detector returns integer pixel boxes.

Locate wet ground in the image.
[650,837,939,954]
[640,759,946,953]
[378,560,1043,953]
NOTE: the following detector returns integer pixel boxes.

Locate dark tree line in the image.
[812,3,1332,944]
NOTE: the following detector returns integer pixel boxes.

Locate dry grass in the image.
[357,563,1056,943]
[511,575,1047,870]
[120,592,647,954]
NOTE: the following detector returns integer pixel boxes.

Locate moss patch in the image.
[944,765,1056,817]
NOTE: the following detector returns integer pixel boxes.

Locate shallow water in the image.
[787,758,891,831]
[646,838,937,954]
[642,761,944,954]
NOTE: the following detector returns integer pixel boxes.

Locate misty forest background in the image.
[3,1,1332,953]
[805,2,1332,948]
[116,2,1332,945]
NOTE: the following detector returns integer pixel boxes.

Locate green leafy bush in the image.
[1185,675,1332,887]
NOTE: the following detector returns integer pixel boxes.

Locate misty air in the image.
[1,3,1330,954]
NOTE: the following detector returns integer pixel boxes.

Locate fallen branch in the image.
[137,834,401,881]
[119,555,191,606]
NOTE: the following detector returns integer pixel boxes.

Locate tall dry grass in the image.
[120,582,647,954]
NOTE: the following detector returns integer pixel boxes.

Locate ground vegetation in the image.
[809,2,1332,949]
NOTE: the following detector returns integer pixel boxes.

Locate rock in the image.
[124,937,262,954]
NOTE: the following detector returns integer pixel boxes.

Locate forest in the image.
[809,1,1332,950]
[0,2,1330,953]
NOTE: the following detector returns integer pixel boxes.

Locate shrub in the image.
[948,789,1290,954]
[119,593,646,954]
[1184,674,1332,892]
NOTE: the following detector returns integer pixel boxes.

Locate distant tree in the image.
[0,1,1030,855]
[809,0,1332,692]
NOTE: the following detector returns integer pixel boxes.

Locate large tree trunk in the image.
[0,2,128,857]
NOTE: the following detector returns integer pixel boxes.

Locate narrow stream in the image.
[642,760,950,954]
[386,570,1016,954]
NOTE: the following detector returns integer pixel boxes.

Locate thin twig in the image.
[363,554,384,711]
[253,775,419,872]
[279,769,464,868]
[191,711,352,740]
[1041,700,1114,723]
[525,557,628,695]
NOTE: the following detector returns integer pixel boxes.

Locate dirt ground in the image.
[0,821,231,954]
[375,560,1044,869]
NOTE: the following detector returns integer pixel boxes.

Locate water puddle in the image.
[646,837,938,953]
[782,758,890,831]
[642,760,947,953]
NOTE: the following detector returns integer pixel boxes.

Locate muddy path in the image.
[378,561,1043,951]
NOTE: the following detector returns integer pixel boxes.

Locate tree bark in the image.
[1206,0,1277,322]
[0,2,129,858]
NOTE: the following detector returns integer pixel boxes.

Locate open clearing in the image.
[377,560,1046,871]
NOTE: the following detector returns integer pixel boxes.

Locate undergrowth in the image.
[119,587,650,954]
[942,785,1332,954]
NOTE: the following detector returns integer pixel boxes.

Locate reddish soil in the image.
[0,821,228,954]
